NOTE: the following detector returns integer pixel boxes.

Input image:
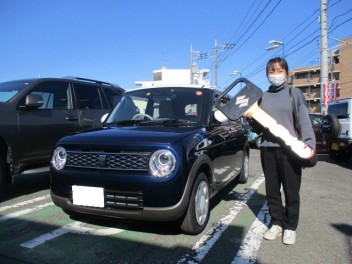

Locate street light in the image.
[229,70,242,87]
[229,70,242,77]
[266,40,284,57]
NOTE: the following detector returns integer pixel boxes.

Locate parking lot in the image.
[0,149,351,264]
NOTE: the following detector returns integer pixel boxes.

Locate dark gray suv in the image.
[0,77,124,188]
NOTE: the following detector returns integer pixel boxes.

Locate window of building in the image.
[329,72,340,81]
[295,72,308,79]
[154,72,162,81]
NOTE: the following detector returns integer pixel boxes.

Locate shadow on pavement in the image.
[0,172,50,202]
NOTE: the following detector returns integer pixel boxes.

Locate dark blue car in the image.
[50,85,250,235]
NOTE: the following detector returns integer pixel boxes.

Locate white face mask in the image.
[268,74,286,86]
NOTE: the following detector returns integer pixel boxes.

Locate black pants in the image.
[260,147,302,230]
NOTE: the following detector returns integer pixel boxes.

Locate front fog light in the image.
[51,147,67,170]
[149,150,176,178]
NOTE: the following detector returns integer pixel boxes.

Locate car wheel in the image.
[238,151,249,183]
[255,136,261,149]
[180,172,210,235]
[322,114,340,139]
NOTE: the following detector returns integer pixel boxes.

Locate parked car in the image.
[0,77,124,188]
[309,113,328,153]
[50,85,250,235]
[322,98,352,162]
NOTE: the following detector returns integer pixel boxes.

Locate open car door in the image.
[215,78,311,158]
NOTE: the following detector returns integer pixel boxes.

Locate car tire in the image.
[180,172,210,235]
[322,114,340,139]
[255,136,261,149]
[238,151,249,183]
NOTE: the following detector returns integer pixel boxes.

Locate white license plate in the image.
[72,185,104,208]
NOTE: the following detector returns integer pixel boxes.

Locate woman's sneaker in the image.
[283,230,296,245]
[263,225,282,240]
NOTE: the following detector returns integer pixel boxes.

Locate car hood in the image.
[58,126,204,146]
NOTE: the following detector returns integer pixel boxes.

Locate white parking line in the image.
[0,202,53,222]
[20,221,126,249]
[231,202,270,264]
[0,195,50,212]
[177,175,265,263]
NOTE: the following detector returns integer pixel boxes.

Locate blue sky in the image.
[0,0,351,90]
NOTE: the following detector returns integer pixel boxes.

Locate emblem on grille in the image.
[99,154,107,167]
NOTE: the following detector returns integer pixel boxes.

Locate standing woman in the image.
[246,57,316,245]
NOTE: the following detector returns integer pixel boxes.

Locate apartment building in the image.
[135,64,210,88]
[289,37,352,113]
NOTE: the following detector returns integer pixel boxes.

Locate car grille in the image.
[66,151,150,171]
[105,190,143,210]
[67,188,144,210]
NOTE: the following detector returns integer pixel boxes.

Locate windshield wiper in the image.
[104,119,146,126]
[105,118,198,127]
[156,119,198,125]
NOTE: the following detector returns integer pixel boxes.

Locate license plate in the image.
[72,185,104,208]
[331,143,339,151]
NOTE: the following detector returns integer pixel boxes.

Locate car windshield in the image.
[0,79,36,102]
[106,87,208,125]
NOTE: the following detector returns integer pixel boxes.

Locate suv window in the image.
[74,84,104,110]
[102,86,122,107]
[328,103,348,119]
[27,81,71,110]
[0,79,36,102]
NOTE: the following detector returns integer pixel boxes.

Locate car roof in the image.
[124,85,217,94]
[2,77,123,91]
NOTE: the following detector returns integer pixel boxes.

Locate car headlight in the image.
[149,149,176,178]
[51,147,67,170]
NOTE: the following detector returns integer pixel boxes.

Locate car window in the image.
[309,115,323,127]
[28,81,71,110]
[0,79,35,102]
[327,103,348,119]
[74,84,103,110]
[102,86,122,107]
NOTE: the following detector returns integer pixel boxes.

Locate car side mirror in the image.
[214,110,228,123]
[24,94,43,108]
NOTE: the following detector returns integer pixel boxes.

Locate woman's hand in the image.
[304,144,315,159]
[243,111,253,119]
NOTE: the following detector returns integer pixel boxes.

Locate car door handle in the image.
[66,116,79,121]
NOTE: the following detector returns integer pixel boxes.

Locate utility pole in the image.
[320,0,328,114]
[192,40,234,88]
[190,45,194,84]
[214,39,219,88]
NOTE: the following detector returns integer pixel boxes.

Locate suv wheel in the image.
[180,172,210,235]
[322,114,340,139]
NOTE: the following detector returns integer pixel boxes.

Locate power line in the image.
[217,0,282,68]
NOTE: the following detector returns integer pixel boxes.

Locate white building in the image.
[135,64,210,87]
